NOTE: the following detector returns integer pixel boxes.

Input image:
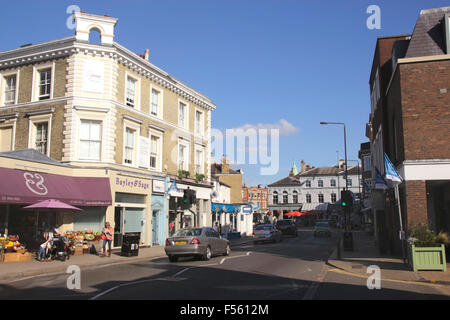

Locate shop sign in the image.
[242,206,252,213]
[152,179,165,194]
[115,176,150,191]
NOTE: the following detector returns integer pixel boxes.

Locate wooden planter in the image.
[409,244,447,272]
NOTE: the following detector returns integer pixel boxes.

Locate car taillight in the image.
[190,237,200,245]
[165,239,171,246]
[270,230,274,233]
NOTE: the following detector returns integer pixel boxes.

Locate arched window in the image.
[273,191,278,204]
[293,191,298,204]
[88,27,102,45]
[283,191,288,204]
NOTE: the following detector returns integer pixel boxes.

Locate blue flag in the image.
[167,178,180,193]
[384,153,402,185]
[375,167,388,190]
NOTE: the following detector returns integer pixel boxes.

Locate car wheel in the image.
[168,255,178,262]
[224,244,231,256]
[203,246,212,261]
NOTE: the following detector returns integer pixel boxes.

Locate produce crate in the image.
[73,247,84,256]
[3,252,33,263]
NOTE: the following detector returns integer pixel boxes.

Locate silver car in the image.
[165,227,231,262]
[253,224,283,244]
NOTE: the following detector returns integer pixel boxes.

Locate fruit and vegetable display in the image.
[64,230,102,254]
[0,235,26,253]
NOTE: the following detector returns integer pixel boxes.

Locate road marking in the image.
[302,263,328,300]
[90,251,253,299]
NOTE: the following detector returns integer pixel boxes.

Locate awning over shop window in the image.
[211,203,238,213]
[0,167,112,206]
[300,203,328,213]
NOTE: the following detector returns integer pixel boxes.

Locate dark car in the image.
[276,219,298,236]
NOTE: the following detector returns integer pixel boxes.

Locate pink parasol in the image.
[284,211,304,217]
[23,199,82,211]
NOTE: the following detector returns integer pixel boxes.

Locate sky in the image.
[1,0,448,186]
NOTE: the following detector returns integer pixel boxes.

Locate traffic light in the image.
[341,190,353,208]
[181,189,196,210]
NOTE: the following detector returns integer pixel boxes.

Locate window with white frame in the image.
[293,191,298,204]
[178,101,187,128]
[282,191,288,203]
[330,179,336,187]
[318,194,324,203]
[126,76,137,108]
[318,179,323,187]
[34,122,48,154]
[79,120,102,160]
[124,127,136,164]
[195,109,203,135]
[306,194,311,203]
[150,88,160,117]
[331,193,337,203]
[38,68,52,100]
[273,191,278,204]
[347,178,353,187]
[305,180,311,187]
[149,135,159,170]
[4,74,17,105]
[178,141,189,171]
[195,147,204,174]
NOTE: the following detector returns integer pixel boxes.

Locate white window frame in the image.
[194,144,205,175]
[178,99,189,129]
[78,119,103,161]
[32,62,55,102]
[194,108,204,136]
[125,72,140,110]
[149,128,163,172]
[150,84,163,119]
[0,119,16,152]
[0,70,20,106]
[318,194,324,203]
[28,114,52,156]
[306,194,311,203]
[123,120,140,167]
[178,139,190,172]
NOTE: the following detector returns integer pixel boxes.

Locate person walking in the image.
[101,222,114,257]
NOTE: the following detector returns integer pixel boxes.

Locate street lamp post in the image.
[320,121,353,253]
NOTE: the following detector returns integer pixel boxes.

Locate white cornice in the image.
[0,38,216,112]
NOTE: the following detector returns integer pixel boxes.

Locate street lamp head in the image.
[320,122,328,125]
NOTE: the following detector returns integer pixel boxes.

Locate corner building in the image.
[0,12,216,248]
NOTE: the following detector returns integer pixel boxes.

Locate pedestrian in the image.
[218,223,222,235]
[213,222,218,232]
[101,222,114,257]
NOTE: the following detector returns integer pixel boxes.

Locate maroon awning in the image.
[0,167,112,206]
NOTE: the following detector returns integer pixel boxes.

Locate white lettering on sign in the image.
[24,172,48,195]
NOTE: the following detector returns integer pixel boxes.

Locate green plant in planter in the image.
[407,223,450,247]
[178,170,190,179]
[194,173,205,183]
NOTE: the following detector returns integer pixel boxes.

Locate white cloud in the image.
[229,119,299,137]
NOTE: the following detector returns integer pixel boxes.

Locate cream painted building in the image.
[0,12,216,248]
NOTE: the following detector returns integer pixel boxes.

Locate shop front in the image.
[0,166,112,251]
[110,173,152,248]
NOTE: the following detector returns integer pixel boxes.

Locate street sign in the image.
[242,206,252,213]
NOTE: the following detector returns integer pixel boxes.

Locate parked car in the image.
[314,221,331,237]
[253,224,282,244]
[275,219,297,236]
[165,227,230,262]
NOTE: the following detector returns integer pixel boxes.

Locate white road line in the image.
[90,251,253,300]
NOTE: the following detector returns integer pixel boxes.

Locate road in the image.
[0,229,447,301]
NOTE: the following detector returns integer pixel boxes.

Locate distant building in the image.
[268,160,361,221]
[211,156,243,204]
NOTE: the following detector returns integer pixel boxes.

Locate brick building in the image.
[242,184,268,215]
[367,7,450,254]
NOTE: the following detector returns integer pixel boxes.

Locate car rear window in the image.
[173,228,203,237]
[256,225,273,231]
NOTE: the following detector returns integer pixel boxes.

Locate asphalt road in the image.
[0,229,447,301]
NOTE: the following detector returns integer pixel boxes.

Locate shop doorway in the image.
[114,207,145,248]
[152,210,160,245]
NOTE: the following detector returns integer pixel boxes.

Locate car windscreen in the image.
[255,225,273,231]
[173,228,203,237]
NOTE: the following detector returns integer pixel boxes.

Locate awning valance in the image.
[0,167,112,206]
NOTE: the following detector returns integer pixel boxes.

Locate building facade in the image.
[366,6,450,254]
[0,12,216,248]
[268,161,361,222]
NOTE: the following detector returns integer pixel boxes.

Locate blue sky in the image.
[1,0,448,186]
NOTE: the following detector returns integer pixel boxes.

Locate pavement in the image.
[326,230,450,296]
[0,237,254,283]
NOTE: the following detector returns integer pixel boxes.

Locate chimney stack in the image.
[222,155,230,173]
[306,163,310,170]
